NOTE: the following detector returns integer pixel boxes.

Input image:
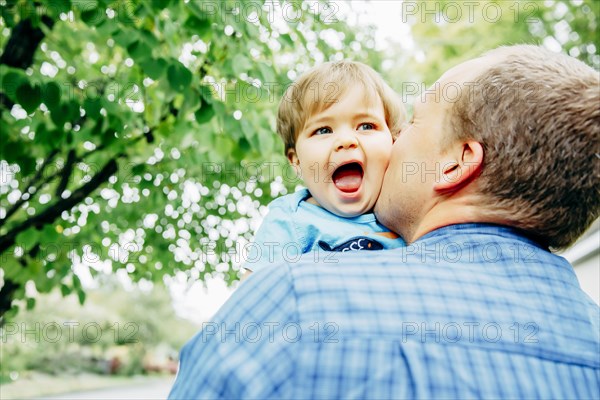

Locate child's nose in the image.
[335,131,358,151]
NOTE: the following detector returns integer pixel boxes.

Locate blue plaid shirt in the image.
[169,224,600,399]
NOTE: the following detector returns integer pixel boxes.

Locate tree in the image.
[0,0,382,320]
[0,280,199,378]
[1,0,597,322]
[381,0,599,99]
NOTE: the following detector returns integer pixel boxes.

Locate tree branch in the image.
[0,279,19,323]
[0,132,146,229]
[55,149,76,198]
[0,11,59,320]
[0,243,42,322]
[0,16,54,69]
[0,149,59,228]
[0,158,118,255]
[0,15,55,111]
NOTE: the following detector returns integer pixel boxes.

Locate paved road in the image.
[38,378,174,400]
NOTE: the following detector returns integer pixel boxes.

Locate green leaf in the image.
[42,82,61,109]
[184,88,200,110]
[35,123,64,150]
[199,84,215,104]
[214,135,234,158]
[80,4,104,26]
[84,97,102,120]
[16,83,42,113]
[91,118,104,137]
[26,297,36,310]
[2,257,22,281]
[41,224,61,244]
[132,164,145,175]
[279,33,294,47]
[232,54,252,77]
[140,58,167,80]
[5,304,19,322]
[16,228,40,251]
[173,119,193,137]
[223,116,243,140]
[50,104,67,127]
[241,119,254,139]
[167,62,193,92]
[60,283,71,296]
[257,62,276,83]
[258,128,275,153]
[222,59,235,78]
[74,0,98,10]
[2,70,28,101]
[151,0,172,10]
[65,100,80,122]
[101,95,121,115]
[0,139,19,164]
[187,1,212,20]
[194,102,215,124]
[184,15,212,39]
[139,29,160,48]
[77,288,86,305]
[113,29,138,48]
[128,40,153,62]
[36,274,55,293]
[232,137,252,160]
[29,258,43,276]
[0,5,17,28]
[96,16,119,36]
[73,274,82,290]
[51,100,79,127]
[20,155,37,176]
[46,0,72,17]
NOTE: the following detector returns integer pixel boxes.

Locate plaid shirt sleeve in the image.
[168,264,298,399]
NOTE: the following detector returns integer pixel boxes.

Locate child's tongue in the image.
[333,164,363,193]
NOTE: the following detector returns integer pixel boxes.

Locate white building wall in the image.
[561,221,599,305]
[574,255,600,305]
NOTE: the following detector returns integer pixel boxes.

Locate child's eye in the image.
[357,123,375,131]
[313,127,332,135]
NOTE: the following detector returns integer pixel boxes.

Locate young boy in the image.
[245,61,406,273]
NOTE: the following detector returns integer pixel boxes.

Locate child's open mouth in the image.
[333,162,364,193]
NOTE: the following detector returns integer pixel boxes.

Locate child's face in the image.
[288,85,393,217]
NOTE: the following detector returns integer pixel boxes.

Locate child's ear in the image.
[434,140,483,194]
[287,148,299,165]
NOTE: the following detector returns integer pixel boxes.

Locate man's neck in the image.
[402,196,507,244]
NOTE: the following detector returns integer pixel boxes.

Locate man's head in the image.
[277,61,407,217]
[375,45,599,249]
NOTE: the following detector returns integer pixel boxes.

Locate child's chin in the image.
[336,202,372,218]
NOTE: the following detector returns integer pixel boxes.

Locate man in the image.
[169,45,599,399]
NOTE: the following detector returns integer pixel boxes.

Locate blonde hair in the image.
[276,60,406,154]
[452,45,600,249]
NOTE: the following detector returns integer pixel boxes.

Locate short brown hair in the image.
[453,45,599,249]
[276,60,406,154]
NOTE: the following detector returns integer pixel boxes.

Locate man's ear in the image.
[434,140,483,194]
[287,148,299,165]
